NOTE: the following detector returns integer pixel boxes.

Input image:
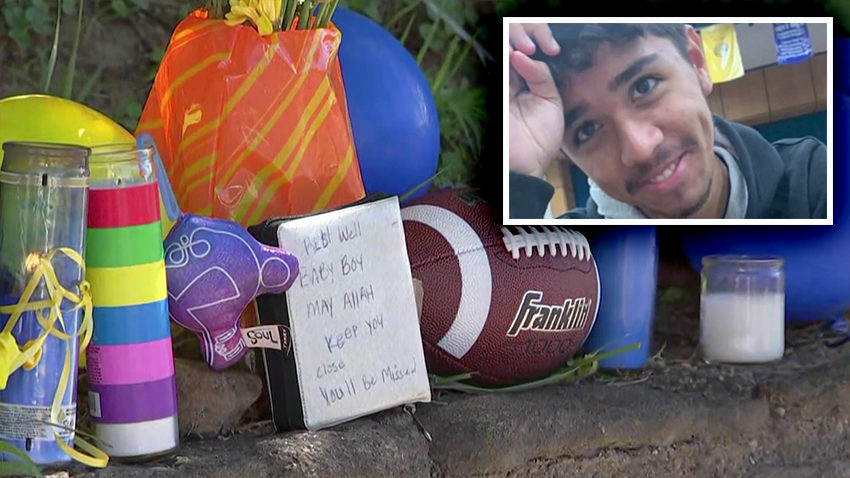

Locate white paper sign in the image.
[275,196,431,430]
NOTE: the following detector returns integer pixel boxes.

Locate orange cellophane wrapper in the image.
[135,12,366,227]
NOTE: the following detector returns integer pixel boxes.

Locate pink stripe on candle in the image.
[86,338,175,386]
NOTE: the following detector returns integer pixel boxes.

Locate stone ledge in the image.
[75,411,432,478]
[71,343,850,478]
[419,384,769,477]
[747,459,850,478]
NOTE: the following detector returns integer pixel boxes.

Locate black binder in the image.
[246,193,429,431]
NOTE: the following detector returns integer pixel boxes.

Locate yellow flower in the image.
[263,0,281,23]
[224,0,277,35]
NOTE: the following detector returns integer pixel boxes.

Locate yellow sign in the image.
[700,23,745,84]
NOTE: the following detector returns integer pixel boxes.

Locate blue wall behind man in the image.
[752,110,828,144]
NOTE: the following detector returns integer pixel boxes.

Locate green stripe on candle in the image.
[86,222,165,268]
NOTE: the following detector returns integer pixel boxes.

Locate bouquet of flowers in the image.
[135,0,365,226]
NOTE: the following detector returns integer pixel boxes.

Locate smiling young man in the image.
[508,23,827,220]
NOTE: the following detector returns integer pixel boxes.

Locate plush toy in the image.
[164,214,299,370]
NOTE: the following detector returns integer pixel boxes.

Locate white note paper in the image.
[275,196,431,430]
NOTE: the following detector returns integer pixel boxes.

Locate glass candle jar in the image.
[0,141,90,466]
[84,143,179,461]
[699,255,786,364]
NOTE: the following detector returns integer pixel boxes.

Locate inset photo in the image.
[504,19,832,225]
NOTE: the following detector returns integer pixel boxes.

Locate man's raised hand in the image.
[508,23,564,179]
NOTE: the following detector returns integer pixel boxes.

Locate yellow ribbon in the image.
[0,247,109,468]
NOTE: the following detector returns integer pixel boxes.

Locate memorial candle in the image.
[84,143,179,461]
[0,142,97,466]
[699,255,786,364]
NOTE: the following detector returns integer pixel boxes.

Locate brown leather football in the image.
[400,188,600,386]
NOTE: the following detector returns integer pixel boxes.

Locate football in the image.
[400,188,600,386]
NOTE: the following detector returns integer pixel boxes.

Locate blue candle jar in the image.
[0,141,92,466]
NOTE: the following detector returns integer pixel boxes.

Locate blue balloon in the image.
[331,8,441,202]
[838,38,850,95]
[680,89,849,322]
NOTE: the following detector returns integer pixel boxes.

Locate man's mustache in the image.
[626,139,698,195]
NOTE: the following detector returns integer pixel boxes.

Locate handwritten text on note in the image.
[275,198,430,429]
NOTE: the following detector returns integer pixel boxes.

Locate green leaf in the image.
[362,1,381,23]
[659,287,686,304]
[435,84,486,159]
[4,5,33,50]
[398,167,447,203]
[0,462,42,477]
[385,0,418,29]
[416,20,444,61]
[145,47,166,81]
[420,0,491,64]
[339,0,381,23]
[434,151,464,187]
[398,12,417,45]
[825,0,850,32]
[61,0,76,14]
[430,35,459,93]
[111,0,129,17]
[41,0,62,94]
[25,2,53,37]
[120,98,144,132]
[430,343,641,394]
[0,441,43,478]
[462,5,477,24]
[417,22,432,41]
[74,64,104,103]
[148,47,165,64]
[61,0,85,99]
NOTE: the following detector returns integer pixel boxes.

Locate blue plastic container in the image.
[584,226,659,369]
[0,142,90,466]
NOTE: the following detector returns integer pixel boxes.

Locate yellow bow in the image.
[0,247,108,468]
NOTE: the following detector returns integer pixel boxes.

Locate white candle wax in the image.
[699,291,786,363]
[94,415,179,458]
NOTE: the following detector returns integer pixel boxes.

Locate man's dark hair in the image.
[532,23,690,89]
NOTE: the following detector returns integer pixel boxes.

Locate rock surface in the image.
[174,358,264,436]
[61,256,850,478]
[64,338,850,478]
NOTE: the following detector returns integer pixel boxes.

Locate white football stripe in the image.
[401,205,493,359]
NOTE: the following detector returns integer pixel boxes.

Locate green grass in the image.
[430,343,640,394]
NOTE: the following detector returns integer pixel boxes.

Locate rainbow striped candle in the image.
[84,145,178,460]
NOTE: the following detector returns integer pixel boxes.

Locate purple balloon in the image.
[164,214,299,370]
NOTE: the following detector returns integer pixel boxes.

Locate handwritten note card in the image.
[274,196,431,430]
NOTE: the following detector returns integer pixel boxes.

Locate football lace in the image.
[500,226,592,261]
